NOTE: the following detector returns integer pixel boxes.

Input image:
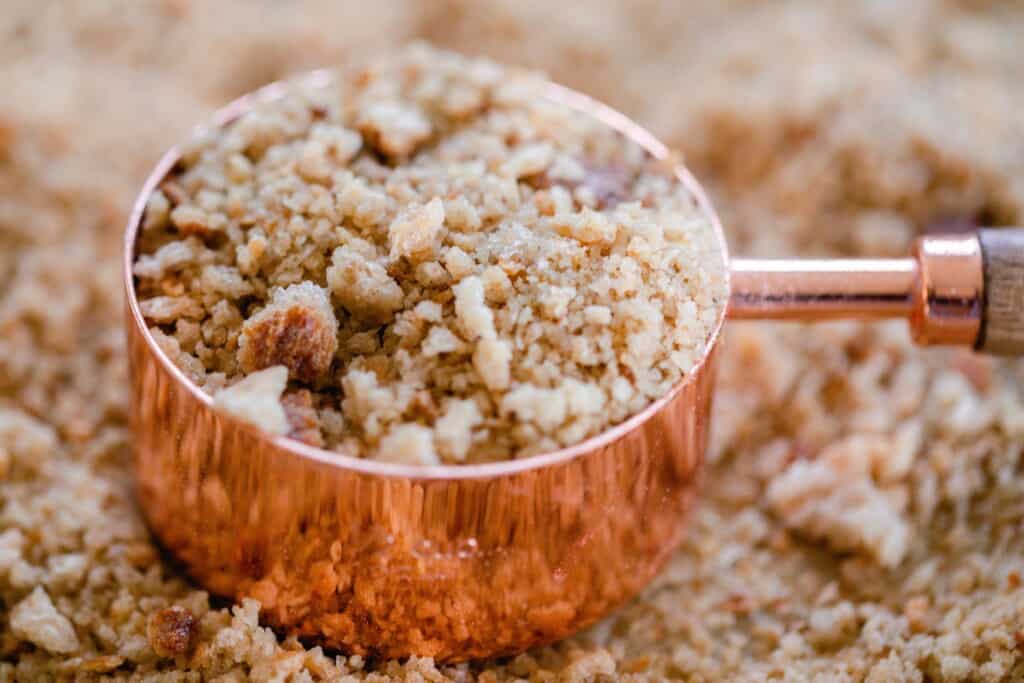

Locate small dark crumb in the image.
[408,389,439,421]
[581,161,633,209]
[147,606,197,658]
[0,116,13,158]
[79,655,126,673]
[282,389,324,447]
[526,160,634,209]
[622,656,650,674]
[720,593,755,615]
[160,180,189,206]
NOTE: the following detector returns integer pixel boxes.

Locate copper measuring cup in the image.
[124,71,1024,662]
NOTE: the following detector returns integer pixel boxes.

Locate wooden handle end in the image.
[977,228,1024,355]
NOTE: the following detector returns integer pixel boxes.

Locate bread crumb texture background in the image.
[1,1,1022,680]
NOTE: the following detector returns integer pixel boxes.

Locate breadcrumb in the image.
[237,283,338,383]
[10,587,80,655]
[213,365,289,434]
[376,423,440,465]
[389,198,446,264]
[327,245,404,324]
[146,606,197,658]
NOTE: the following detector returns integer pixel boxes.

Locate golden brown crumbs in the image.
[146,606,197,658]
[2,1,1023,681]
[132,44,726,464]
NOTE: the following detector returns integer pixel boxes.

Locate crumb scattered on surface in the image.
[1,1,1023,681]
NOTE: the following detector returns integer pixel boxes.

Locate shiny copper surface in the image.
[729,235,984,347]
[729,257,917,320]
[124,76,728,662]
[910,233,984,346]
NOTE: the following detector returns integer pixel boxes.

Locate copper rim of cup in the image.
[123,69,732,480]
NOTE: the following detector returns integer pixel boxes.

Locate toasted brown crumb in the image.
[237,283,339,383]
[79,655,125,673]
[904,596,930,633]
[147,606,197,658]
[721,593,755,615]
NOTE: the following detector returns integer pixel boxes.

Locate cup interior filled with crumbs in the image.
[131,43,728,466]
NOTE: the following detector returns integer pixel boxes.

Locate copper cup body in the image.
[125,77,729,661]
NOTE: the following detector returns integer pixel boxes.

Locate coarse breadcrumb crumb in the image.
[237,283,339,383]
[9,587,81,655]
[2,2,1023,681]
[146,605,198,658]
[212,365,290,435]
[133,44,726,463]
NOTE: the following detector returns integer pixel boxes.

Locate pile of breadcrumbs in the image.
[132,45,725,464]
[1,1,1022,681]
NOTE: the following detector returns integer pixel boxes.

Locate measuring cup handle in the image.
[728,228,1024,355]
[977,228,1024,355]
